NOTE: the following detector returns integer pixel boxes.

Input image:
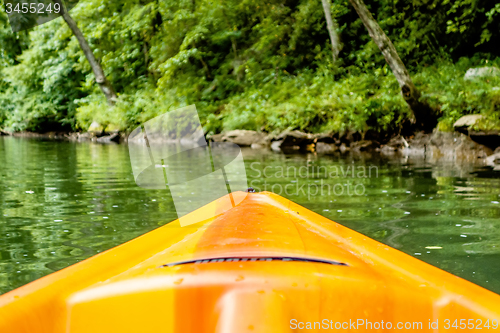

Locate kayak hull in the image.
[0,192,499,332]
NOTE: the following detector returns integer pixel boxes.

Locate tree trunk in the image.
[56,0,117,105]
[321,0,342,62]
[348,0,437,132]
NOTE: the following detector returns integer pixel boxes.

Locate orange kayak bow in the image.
[0,192,499,332]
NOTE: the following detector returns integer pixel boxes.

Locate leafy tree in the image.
[0,0,499,135]
[54,0,116,105]
[348,0,437,132]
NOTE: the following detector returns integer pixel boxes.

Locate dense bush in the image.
[0,0,499,135]
[414,56,500,132]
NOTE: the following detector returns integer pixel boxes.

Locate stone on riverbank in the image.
[452,115,500,150]
[275,130,315,147]
[88,121,104,136]
[379,130,493,161]
[339,143,349,153]
[267,130,315,152]
[464,67,500,81]
[96,133,121,144]
[351,140,379,152]
[486,152,500,165]
[380,135,409,154]
[429,130,492,160]
[77,132,91,141]
[271,140,284,152]
[316,142,337,154]
[453,115,484,129]
[314,133,337,144]
[211,130,268,147]
[251,143,266,149]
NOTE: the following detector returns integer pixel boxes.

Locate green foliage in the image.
[220,65,409,135]
[0,8,85,131]
[413,56,500,128]
[437,120,455,132]
[0,0,499,135]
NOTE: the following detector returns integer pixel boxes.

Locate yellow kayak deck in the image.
[1,192,499,332]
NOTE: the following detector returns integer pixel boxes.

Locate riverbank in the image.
[210,128,500,167]
[1,0,499,155]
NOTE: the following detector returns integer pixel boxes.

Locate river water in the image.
[0,137,499,295]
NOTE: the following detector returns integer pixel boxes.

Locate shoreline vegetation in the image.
[0,0,499,163]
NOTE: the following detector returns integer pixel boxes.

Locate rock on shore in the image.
[380,130,493,161]
[4,124,499,166]
[453,114,500,150]
[464,67,500,81]
[271,130,315,152]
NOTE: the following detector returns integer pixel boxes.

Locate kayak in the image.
[0,191,499,332]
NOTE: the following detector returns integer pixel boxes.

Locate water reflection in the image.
[0,137,499,295]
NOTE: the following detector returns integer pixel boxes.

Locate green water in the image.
[0,137,499,295]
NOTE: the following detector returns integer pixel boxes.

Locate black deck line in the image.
[159,256,348,268]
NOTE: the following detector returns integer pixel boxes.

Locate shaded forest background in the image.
[0,0,499,137]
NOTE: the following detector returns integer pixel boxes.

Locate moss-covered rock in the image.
[87,121,104,136]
